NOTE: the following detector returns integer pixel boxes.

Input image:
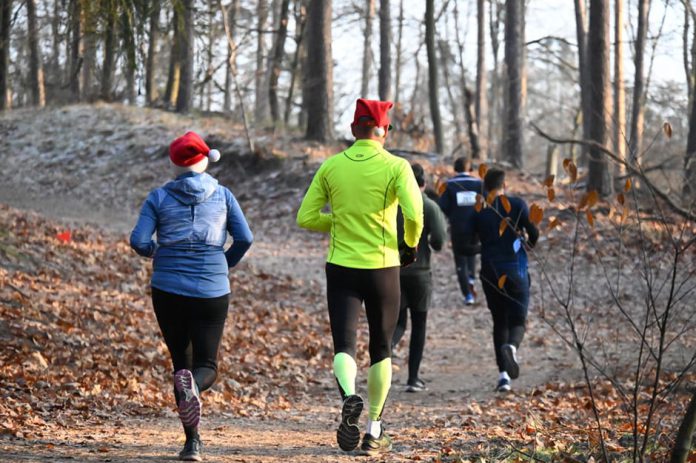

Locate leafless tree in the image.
[269,0,290,123]
[146,0,161,105]
[504,0,523,167]
[586,0,612,195]
[176,0,194,113]
[629,0,650,164]
[27,0,45,107]
[476,0,488,159]
[378,0,391,101]
[304,0,333,141]
[361,0,375,98]
[425,0,443,154]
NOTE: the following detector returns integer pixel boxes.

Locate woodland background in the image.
[1,0,696,462]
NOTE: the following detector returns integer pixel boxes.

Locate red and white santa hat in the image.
[351,98,394,136]
[169,131,221,169]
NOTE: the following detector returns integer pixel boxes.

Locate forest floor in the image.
[0,104,694,463]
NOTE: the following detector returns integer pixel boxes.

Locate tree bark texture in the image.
[69,0,81,101]
[176,0,194,113]
[586,0,612,196]
[378,0,392,101]
[0,0,10,109]
[27,0,46,107]
[304,0,333,141]
[629,0,650,163]
[101,0,117,101]
[269,0,290,123]
[685,56,696,201]
[81,1,97,100]
[284,0,307,125]
[670,388,696,463]
[361,0,375,98]
[425,0,444,154]
[614,0,626,171]
[574,0,590,164]
[489,0,502,160]
[394,0,404,104]
[224,0,239,113]
[122,6,137,104]
[255,0,269,122]
[476,0,488,159]
[504,0,523,167]
[146,0,161,105]
[164,8,182,108]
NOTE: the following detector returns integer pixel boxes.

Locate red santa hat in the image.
[351,98,394,135]
[169,131,221,167]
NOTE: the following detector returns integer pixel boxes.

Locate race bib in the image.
[456,191,477,206]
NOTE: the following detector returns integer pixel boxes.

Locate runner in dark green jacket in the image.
[392,163,447,392]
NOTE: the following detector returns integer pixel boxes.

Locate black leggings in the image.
[151,287,229,395]
[480,264,529,372]
[325,263,400,365]
[392,273,431,381]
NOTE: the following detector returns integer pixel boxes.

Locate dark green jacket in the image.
[398,192,447,274]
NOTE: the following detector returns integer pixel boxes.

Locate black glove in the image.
[399,244,418,267]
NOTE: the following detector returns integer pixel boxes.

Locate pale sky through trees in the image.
[331,0,685,134]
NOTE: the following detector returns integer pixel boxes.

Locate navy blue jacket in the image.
[438,173,483,237]
[130,172,253,298]
[472,195,538,269]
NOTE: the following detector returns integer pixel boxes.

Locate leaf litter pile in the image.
[1,104,695,461]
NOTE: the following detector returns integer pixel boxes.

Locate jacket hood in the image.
[164,172,219,205]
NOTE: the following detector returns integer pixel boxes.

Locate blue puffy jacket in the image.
[130,172,253,298]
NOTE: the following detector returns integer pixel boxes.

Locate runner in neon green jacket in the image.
[297,98,423,456]
[297,139,423,268]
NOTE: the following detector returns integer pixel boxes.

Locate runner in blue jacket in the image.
[130,131,253,461]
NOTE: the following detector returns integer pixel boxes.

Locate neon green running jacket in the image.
[297,139,424,269]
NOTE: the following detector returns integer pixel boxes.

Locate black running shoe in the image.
[337,395,363,451]
[501,344,520,379]
[179,436,202,461]
[406,378,427,392]
[361,429,393,456]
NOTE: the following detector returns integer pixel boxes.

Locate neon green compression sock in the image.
[333,352,357,398]
[367,358,392,420]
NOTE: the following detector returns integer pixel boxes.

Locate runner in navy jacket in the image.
[472,168,538,392]
[438,157,483,305]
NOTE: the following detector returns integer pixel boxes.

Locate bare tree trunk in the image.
[146,0,161,105]
[255,0,269,122]
[283,0,307,125]
[489,0,502,160]
[394,0,404,104]
[27,0,46,107]
[574,0,590,164]
[361,0,375,98]
[671,389,696,463]
[453,1,479,159]
[628,0,650,164]
[176,0,194,113]
[587,0,612,196]
[0,0,10,109]
[51,0,61,77]
[438,40,463,143]
[204,0,215,111]
[269,0,290,123]
[101,0,117,101]
[520,0,527,119]
[475,0,488,159]
[614,0,626,174]
[425,0,444,154]
[378,0,391,101]
[164,8,181,108]
[224,0,239,113]
[122,5,137,104]
[504,0,523,167]
[69,0,82,102]
[304,0,333,141]
[685,53,696,202]
[82,1,97,101]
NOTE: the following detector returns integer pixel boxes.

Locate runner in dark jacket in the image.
[392,163,447,392]
[471,168,538,393]
[438,157,483,306]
